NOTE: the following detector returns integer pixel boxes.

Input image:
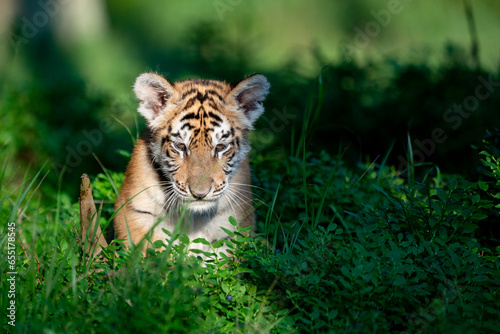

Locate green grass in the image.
[1,132,500,333]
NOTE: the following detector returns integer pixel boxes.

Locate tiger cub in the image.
[114,72,270,255]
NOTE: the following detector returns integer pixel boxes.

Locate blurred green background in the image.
[1,0,500,199]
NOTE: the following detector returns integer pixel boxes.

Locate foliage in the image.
[1,143,500,333]
[242,154,500,333]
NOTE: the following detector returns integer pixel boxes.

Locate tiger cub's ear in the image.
[229,74,270,128]
[134,73,177,123]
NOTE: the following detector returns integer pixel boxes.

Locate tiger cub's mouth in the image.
[170,185,227,213]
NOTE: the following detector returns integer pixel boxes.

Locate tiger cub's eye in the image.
[174,142,187,151]
[215,143,227,152]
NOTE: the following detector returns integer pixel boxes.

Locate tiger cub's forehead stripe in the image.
[181,88,198,99]
[203,90,224,101]
[178,79,227,91]
[208,112,222,122]
[181,90,225,108]
[180,112,200,122]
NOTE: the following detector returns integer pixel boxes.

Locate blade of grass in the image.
[352,156,378,190]
[376,139,395,185]
[112,114,137,146]
[330,203,351,237]
[9,163,48,223]
[407,132,415,188]
[313,145,348,229]
[265,180,281,249]
[306,70,326,144]
[302,143,308,220]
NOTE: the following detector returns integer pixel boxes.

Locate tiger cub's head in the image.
[134,73,270,213]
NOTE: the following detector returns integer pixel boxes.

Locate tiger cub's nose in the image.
[190,187,211,199]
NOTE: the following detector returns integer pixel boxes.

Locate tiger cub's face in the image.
[134,73,270,213]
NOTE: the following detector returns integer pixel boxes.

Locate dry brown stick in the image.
[79,174,108,258]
